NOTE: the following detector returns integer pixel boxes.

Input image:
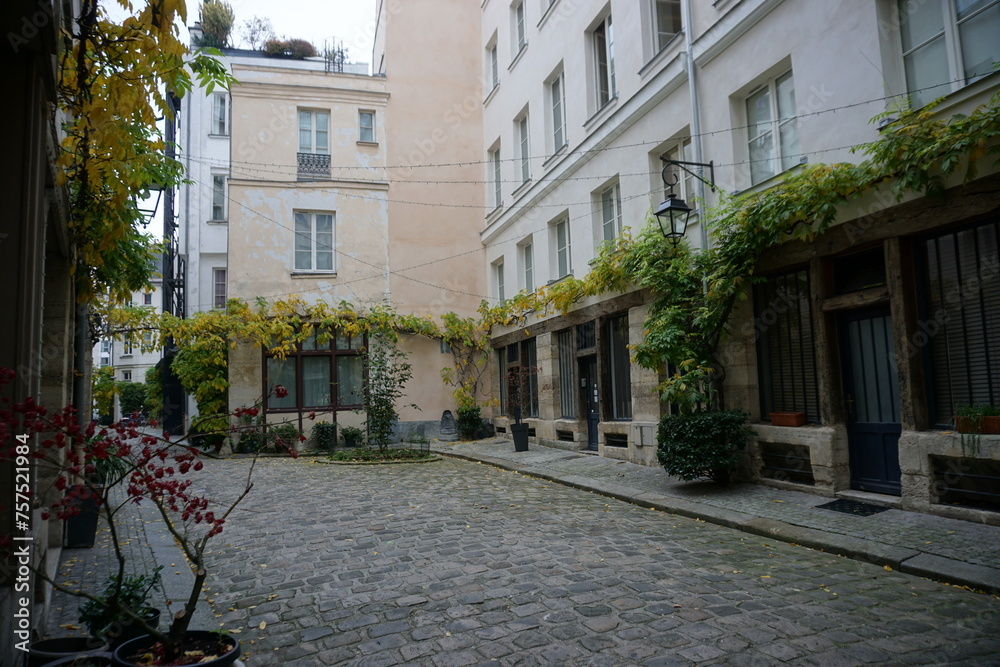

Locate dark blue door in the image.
[580,357,599,451]
[840,308,902,495]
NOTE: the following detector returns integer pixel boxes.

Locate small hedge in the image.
[327,448,433,463]
[312,422,337,450]
[457,405,483,440]
[656,410,753,485]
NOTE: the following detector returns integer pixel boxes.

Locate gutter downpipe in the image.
[680,0,709,251]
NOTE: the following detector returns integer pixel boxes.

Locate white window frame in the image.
[517,113,530,184]
[122,340,133,356]
[142,292,153,306]
[600,182,623,243]
[298,110,330,154]
[521,241,535,292]
[495,260,506,302]
[549,72,566,152]
[488,40,500,90]
[293,211,336,273]
[489,143,503,210]
[593,14,616,108]
[121,370,132,382]
[211,93,228,136]
[553,217,572,278]
[654,0,683,52]
[895,0,1000,109]
[213,268,227,309]
[513,1,527,54]
[211,173,226,221]
[745,70,798,186]
[359,110,375,143]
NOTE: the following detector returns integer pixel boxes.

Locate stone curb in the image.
[433,449,1000,595]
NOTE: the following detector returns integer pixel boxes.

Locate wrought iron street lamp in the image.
[654,157,716,245]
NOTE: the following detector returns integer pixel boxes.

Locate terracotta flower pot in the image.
[768,411,806,427]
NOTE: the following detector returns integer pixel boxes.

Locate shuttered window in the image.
[500,339,539,418]
[556,329,577,418]
[754,268,820,422]
[918,219,1000,426]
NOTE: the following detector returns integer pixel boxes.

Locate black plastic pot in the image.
[104,607,161,649]
[510,423,529,452]
[28,637,108,667]
[112,630,239,667]
[64,485,103,548]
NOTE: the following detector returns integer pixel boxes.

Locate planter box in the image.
[955,415,1000,434]
[768,411,806,427]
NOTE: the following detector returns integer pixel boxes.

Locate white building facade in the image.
[480,0,1000,521]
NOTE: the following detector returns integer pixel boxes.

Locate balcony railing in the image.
[297,152,331,180]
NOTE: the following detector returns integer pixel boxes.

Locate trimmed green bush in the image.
[456,405,483,440]
[656,410,753,485]
[312,422,336,450]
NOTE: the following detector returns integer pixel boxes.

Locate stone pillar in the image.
[534,332,557,439]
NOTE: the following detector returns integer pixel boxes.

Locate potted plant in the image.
[505,366,535,452]
[312,421,336,449]
[26,637,108,667]
[79,569,163,649]
[656,409,754,485]
[768,411,806,427]
[340,425,365,448]
[3,371,291,667]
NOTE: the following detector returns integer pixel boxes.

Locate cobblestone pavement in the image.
[179,457,999,666]
[433,440,1000,576]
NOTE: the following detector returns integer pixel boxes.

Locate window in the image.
[142,330,153,345]
[298,110,330,154]
[143,292,152,306]
[745,70,799,185]
[600,182,623,243]
[121,371,132,382]
[495,261,506,302]
[213,268,227,309]
[898,0,1000,109]
[553,217,571,278]
[517,114,530,184]
[211,174,226,221]
[549,73,566,151]
[918,219,1000,426]
[514,1,527,53]
[593,14,616,108]
[497,346,507,415]
[606,314,632,420]
[502,339,538,418]
[489,144,502,209]
[122,340,133,356]
[754,268,820,423]
[489,42,499,89]
[660,139,695,203]
[556,329,577,418]
[294,212,335,272]
[654,0,682,51]
[521,241,534,292]
[211,93,228,135]
[359,111,375,143]
[265,332,365,413]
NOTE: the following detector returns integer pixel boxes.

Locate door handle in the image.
[846,393,855,416]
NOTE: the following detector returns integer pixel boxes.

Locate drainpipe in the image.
[680,0,709,251]
[73,303,89,417]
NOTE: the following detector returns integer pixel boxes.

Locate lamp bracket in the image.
[658,158,716,192]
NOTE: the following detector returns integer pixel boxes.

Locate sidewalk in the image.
[43,487,216,641]
[431,438,1000,595]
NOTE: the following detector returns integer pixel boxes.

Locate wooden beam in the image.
[821,286,890,312]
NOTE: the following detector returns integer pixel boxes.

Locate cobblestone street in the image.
[178,457,1000,666]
